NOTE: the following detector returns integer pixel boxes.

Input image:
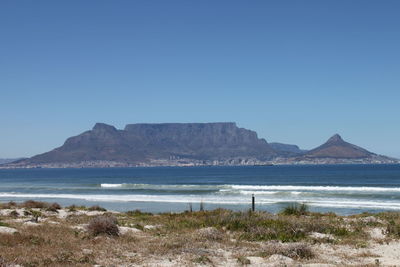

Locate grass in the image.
[259,242,314,260]
[280,203,309,216]
[67,204,87,212]
[88,205,107,212]
[125,208,362,243]
[0,224,96,266]
[192,255,212,264]
[0,221,10,227]
[2,200,400,266]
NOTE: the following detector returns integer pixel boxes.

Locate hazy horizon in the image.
[1,1,399,158]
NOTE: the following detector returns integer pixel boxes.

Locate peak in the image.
[327,134,343,143]
[92,123,117,132]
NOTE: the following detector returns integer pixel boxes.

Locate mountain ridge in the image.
[13,122,276,167]
[4,123,399,168]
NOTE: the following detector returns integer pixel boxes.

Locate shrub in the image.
[0,201,17,209]
[192,255,212,264]
[46,203,61,212]
[88,205,107,211]
[386,220,400,238]
[30,210,42,223]
[195,227,224,241]
[240,220,307,242]
[23,210,32,216]
[22,200,48,209]
[0,221,10,227]
[87,216,119,236]
[9,210,19,217]
[67,205,86,212]
[125,210,152,218]
[280,203,309,216]
[237,256,251,265]
[261,242,314,260]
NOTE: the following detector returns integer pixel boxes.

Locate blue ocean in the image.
[1,165,400,215]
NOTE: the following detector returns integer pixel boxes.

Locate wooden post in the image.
[252,194,255,212]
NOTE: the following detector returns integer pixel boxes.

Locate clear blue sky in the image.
[1,0,399,158]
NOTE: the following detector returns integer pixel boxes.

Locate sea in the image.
[1,164,400,215]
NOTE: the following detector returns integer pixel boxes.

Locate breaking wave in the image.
[2,192,400,210]
[99,183,400,193]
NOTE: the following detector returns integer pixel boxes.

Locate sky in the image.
[0,0,399,158]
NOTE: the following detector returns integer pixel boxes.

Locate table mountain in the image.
[14,122,277,166]
[5,127,398,168]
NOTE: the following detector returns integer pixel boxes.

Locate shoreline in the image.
[1,200,400,266]
[1,161,400,170]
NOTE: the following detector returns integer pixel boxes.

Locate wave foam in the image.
[231,185,400,192]
[101,184,123,188]
[2,192,400,210]
[99,183,400,193]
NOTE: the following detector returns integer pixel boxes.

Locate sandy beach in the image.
[1,201,400,266]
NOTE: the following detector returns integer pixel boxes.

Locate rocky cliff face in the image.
[304,134,374,159]
[18,122,276,165]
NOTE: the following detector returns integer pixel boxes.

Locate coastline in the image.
[1,156,399,169]
[1,200,400,266]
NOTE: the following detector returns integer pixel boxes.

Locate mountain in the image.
[304,134,374,159]
[270,142,307,156]
[11,122,277,167]
[4,126,398,168]
[0,158,22,165]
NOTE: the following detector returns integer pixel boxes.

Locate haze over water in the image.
[1,165,400,215]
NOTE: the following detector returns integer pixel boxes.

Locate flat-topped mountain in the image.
[13,122,276,167]
[5,125,398,168]
[304,134,374,159]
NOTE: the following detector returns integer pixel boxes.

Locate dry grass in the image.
[260,242,314,260]
[2,201,400,266]
[0,200,61,210]
[0,224,95,266]
[120,208,368,245]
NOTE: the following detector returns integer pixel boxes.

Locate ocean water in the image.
[0,165,400,215]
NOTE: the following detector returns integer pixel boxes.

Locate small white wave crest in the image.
[2,192,400,210]
[101,184,123,188]
[231,185,400,192]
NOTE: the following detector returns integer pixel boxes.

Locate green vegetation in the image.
[2,200,400,266]
[119,208,365,244]
[88,205,107,212]
[0,221,10,227]
[280,203,309,216]
[259,242,314,260]
[192,255,212,264]
[237,256,251,265]
[66,204,87,212]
